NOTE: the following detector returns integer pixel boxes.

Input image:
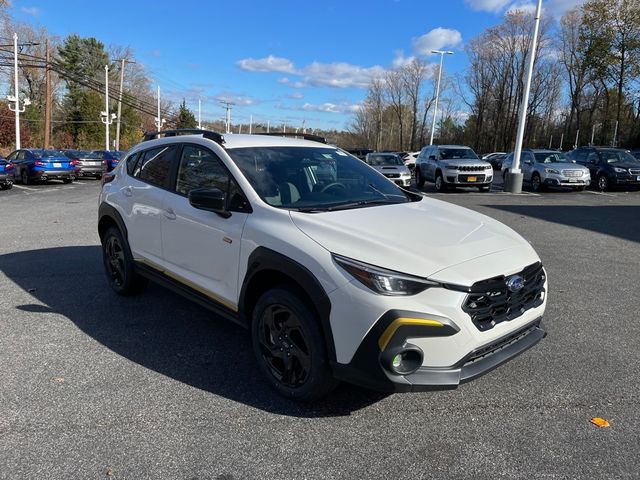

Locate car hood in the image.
[289,197,539,285]
[440,159,490,167]
[542,162,589,171]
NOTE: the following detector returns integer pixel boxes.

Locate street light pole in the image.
[198,98,202,130]
[155,86,165,131]
[6,33,31,150]
[504,0,542,193]
[100,65,116,151]
[429,50,453,146]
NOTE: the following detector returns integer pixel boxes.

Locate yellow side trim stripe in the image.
[378,317,444,351]
[135,258,238,312]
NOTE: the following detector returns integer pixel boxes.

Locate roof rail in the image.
[261,132,327,144]
[143,129,225,146]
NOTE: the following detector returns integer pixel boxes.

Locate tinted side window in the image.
[588,152,599,164]
[136,145,177,188]
[175,145,250,212]
[126,152,141,176]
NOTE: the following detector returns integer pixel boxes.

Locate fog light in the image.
[382,346,423,376]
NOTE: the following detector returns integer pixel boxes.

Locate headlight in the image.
[485,164,492,169]
[333,254,440,296]
[614,167,627,173]
[545,168,560,174]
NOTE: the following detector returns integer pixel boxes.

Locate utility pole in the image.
[549,135,553,149]
[559,133,564,150]
[6,33,31,150]
[115,58,135,151]
[267,120,270,133]
[220,101,234,134]
[155,86,165,131]
[283,121,287,133]
[590,123,599,146]
[100,65,116,151]
[198,98,202,129]
[612,121,618,147]
[302,119,306,134]
[504,0,542,193]
[429,50,453,145]
[574,129,579,149]
[44,40,52,148]
[249,115,253,134]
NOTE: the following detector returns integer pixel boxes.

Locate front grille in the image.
[458,165,486,172]
[562,169,583,177]
[629,169,640,175]
[462,262,545,331]
[384,173,400,178]
[458,174,486,183]
[464,321,540,365]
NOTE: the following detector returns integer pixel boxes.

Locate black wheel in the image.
[21,170,29,185]
[101,227,147,295]
[575,186,585,192]
[597,174,609,191]
[63,178,72,184]
[480,186,490,192]
[95,174,102,180]
[531,173,543,192]
[251,288,338,401]
[0,183,11,190]
[415,168,425,189]
[434,172,447,192]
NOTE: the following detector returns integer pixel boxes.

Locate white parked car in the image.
[364,152,412,187]
[98,130,548,400]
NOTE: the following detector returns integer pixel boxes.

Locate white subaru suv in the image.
[98,130,548,400]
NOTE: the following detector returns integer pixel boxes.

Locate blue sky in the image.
[7,0,583,130]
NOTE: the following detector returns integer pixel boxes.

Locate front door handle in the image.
[122,186,132,197]
[164,208,176,220]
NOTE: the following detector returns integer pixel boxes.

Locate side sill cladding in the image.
[239,247,337,363]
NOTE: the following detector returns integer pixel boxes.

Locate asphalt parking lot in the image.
[1,178,639,479]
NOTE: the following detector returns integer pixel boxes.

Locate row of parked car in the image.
[350,145,640,193]
[0,149,124,189]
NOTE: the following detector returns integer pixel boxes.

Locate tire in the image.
[63,178,72,184]
[480,186,490,192]
[597,174,609,191]
[415,168,425,189]
[531,173,543,192]
[21,170,29,185]
[434,171,448,192]
[251,287,338,401]
[575,186,585,192]
[101,226,147,296]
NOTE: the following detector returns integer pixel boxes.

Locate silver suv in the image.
[415,145,493,192]
[364,152,411,187]
[501,149,591,192]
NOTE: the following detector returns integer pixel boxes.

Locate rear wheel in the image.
[63,178,72,184]
[101,226,147,295]
[251,288,338,401]
[0,183,11,190]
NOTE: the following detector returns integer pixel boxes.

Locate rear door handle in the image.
[122,186,132,197]
[164,208,176,220]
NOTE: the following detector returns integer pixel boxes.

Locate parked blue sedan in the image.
[0,157,15,190]
[91,150,123,172]
[6,149,79,184]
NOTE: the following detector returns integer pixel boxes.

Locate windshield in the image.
[534,152,572,164]
[366,154,403,166]
[599,150,638,164]
[438,148,479,160]
[227,146,415,211]
[33,150,65,158]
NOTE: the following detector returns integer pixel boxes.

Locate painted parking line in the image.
[11,184,38,191]
[584,190,617,197]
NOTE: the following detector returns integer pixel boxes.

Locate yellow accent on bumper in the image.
[134,257,238,312]
[378,317,444,351]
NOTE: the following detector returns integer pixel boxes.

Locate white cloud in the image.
[286,92,304,99]
[412,28,463,55]
[465,0,511,12]
[278,77,308,88]
[236,55,296,74]
[214,92,256,106]
[506,1,537,14]
[392,50,416,68]
[21,6,40,16]
[301,62,386,88]
[280,101,361,114]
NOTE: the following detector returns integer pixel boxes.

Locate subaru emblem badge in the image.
[506,275,524,293]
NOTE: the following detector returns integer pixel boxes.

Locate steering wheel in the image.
[320,182,346,193]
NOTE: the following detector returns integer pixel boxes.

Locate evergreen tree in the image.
[176,99,197,129]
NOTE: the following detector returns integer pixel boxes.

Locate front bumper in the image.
[543,174,590,187]
[611,174,640,186]
[384,175,411,187]
[445,172,493,186]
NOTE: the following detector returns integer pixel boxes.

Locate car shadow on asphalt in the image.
[0,245,388,418]
[482,204,640,243]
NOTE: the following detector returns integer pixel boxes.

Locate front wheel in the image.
[63,178,73,184]
[479,186,490,192]
[415,168,425,189]
[251,288,338,401]
[102,227,147,295]
[531,173,543,192]
[434,172,448,192]
[575,186,585,192]
[597,174,609,191]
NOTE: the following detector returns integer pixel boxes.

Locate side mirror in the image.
[188,187,231,218]
[428,155,436,160]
